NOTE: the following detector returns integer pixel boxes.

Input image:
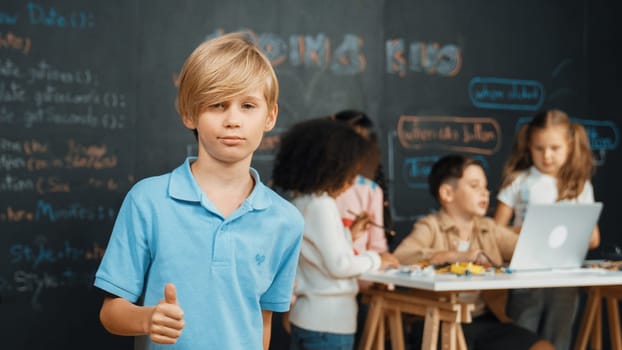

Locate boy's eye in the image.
[209,103,225,109]
[242,103,256,109]
[469,182,487,190]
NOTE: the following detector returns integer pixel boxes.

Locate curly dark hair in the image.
[333,109,375,134]
[331,110,380,180]
[272,118,372,195]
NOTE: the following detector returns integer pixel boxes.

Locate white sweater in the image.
[289,193,381,334]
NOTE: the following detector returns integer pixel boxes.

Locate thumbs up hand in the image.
[149,283,185,344]
[164,283,179,305]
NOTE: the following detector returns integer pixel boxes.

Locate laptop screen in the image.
[508,203,603,271]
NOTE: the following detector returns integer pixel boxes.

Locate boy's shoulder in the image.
[255,182,304,228]
[415,211,502,235]
[127,158,194,202]
[126,172,170,199]
[410,211,443,233]
[260,184,298,212]
[475,215,503,230]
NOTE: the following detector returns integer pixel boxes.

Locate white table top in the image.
[360,267,622,291]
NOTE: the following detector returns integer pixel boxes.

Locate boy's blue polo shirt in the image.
[94,157,304,350]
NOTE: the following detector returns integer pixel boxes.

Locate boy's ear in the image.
[182,114,196,130]
[264,104,278,131]
[438,183,454,203]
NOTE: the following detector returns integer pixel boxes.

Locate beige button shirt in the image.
[394,210,518,322]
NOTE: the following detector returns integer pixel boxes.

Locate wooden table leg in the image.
[591,304,602,350]
[422,306,440,350]
[606,297,622,350]
[456,324,467,350]
[376,312,386,350]
[575,287,601,350]
[441,321,457,350]
[387,309,405,350]
[357,288,469,350]
[358,296,384,350]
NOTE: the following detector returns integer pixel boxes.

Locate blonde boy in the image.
[94,32,304,350]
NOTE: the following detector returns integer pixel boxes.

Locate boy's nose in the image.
[223,109,241,127]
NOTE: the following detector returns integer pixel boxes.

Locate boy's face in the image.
[184,87,277,165]
[441,164,489,217]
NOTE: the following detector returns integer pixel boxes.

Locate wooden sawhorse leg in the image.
[387,309,405,350]
[575,286,622,350]
[359,288,470,350]
[606,296,622,350]
[575,287,602,350]
[359,302,405,350]
[601,286,622,350]
[422,306,440,350]
[359,295,385,350]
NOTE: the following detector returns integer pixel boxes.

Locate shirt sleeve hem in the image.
[93,277,140,303]
[260,301,290,312]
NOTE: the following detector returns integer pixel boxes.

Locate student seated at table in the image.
[393,154,554,350]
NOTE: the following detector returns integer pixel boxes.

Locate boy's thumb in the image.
[164,283,178,305]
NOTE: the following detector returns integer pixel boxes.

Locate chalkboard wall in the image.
[1,1,620,349]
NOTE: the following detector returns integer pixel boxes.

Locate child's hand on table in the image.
[379,252,400,269]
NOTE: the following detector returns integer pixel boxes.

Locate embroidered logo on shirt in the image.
[255,254,265,266]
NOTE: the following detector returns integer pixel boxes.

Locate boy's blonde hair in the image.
[499,109,593,200]
[176,32,279,123]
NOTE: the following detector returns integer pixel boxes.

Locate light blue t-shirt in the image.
[94,157,304,349]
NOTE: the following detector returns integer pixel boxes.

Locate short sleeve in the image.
[94,192,151,302]
[259,212,304,312]
[259,240,302,312]
[497,177,521,208]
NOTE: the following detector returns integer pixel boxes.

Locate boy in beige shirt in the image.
[394,154,553,350]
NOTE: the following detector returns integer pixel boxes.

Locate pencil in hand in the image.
[347,210,396,237]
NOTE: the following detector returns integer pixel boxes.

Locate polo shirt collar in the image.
[437,210,457,232]
[246,168,271,210]
[168,157,271,210]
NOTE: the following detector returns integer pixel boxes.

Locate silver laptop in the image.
[509,203,603,271]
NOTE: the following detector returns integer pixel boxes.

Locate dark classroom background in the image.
[1,1,620,348]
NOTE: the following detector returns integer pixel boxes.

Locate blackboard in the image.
[1,1,620,349]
